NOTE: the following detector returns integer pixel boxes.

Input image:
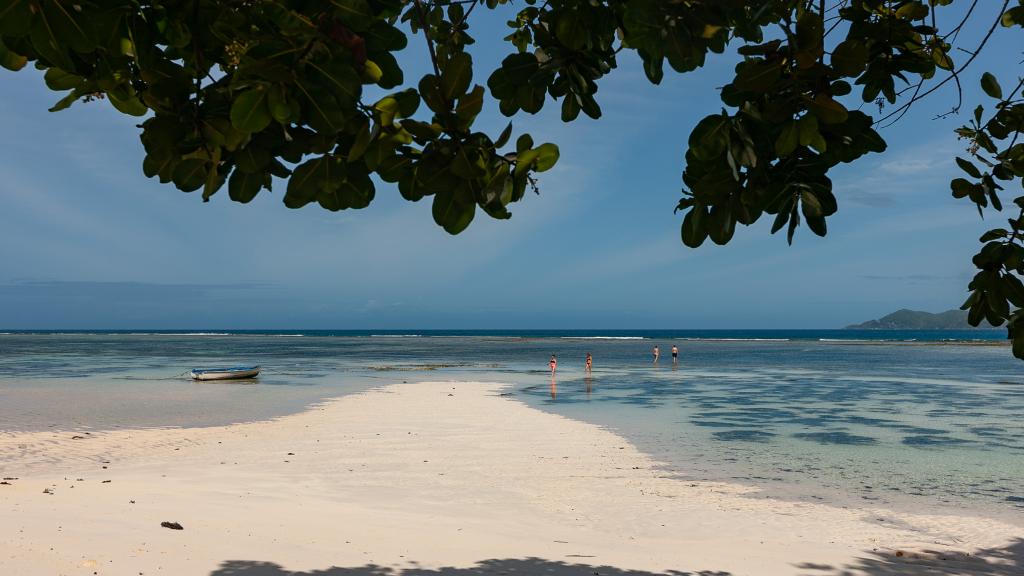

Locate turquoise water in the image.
[0,330,1021,521]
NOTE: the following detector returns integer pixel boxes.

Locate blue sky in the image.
[0,6,1019,329]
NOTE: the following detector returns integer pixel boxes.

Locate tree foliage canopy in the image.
[1,0,1022,352]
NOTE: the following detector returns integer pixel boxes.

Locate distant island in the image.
[845,308,989,330]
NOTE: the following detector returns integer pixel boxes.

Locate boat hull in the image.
[190,367,260,381]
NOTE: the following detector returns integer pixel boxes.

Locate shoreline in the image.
[1,380,1021,575]
[0,330,1009,344]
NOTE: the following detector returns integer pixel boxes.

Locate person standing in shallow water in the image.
[549,354,557,375]
[652,345,660,363]
[585,352,592,373]
[671,345,679,364]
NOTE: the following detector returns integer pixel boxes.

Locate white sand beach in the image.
[1,381,1021,576]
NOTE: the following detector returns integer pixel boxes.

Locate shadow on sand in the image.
[797,537,1024,575]
[209,539,1024,576]
[209,557,730,576]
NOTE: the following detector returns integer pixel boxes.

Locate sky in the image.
[0,5,1020,330]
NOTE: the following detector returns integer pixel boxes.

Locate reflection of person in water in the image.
[550,375,557,399]
[584,374,592,397]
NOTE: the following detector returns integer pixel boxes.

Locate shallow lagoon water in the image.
[0,330,1021,522]
[517,354,1024,522]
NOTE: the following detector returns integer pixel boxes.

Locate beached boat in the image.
[190,366,260,381]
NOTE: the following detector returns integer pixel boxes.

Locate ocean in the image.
[1,329,1021,522]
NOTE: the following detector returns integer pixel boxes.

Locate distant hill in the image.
[845,309,985,330]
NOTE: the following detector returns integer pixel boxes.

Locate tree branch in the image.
[874,0,1009,128]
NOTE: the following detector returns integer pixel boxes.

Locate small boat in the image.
[190,366,260,381]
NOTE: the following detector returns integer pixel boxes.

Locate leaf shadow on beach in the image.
[208,557,731,576]
[794,537,1024,575]
[209,539,1024,576]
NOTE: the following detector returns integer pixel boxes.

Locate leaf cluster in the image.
[952,72,1024,357]
[0,0,558,232]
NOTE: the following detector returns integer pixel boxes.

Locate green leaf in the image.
[286,155,342,209]
[516,134,533,154]
[831,40,868,76]
[807,94,848,124]
[392,88,420,117]
[786,202,800,245]
[0,1,34,37]
[932,47,953,71]
[795,12,823,69]
[0,39,26,71]
[533,143,559,172]
[294,81,346,134]
[419,74,446,115]
[707,204,736,245]
[30,11,73,69]
[307,59,361,108]
[164,19,191,48]
[202,162,226,202]
[108,90,148,116]
[171,159,209,192]
[1004,275,1024,308]
[39,0,94,54]
[771,204,790,234]
[228,169,263,203]
[235,145,271,174]
[374,96,399,126]
[555,10,587,50]
[801,191,823,218]
[494,122,513,149]
[801,192,828,236]
[577,91,600,119]
[1003,6,1024,27]
[775,121,799,156]
[348,118,373,162]
[442,52,473,101]
[950,178,972,198]
[142,150,175,182]
[514,148,540,176]
[896,2,929,20]
[980,229,1009,242]
[43,67,81,90]
[956,157,982,178]
[377,154,413,182]
[561,93,581,122]
[452,147,485,179]
[230,88,273,133]
[330,0,374,31]
[455,85,485,126]
[371,51,404,89]
[432,188,475,234]
[797,115,819,146]
[733,59,781,92]
[681,206,708,248]
[361,60,383,84]
[689,114,730,161]
[980,72,1003,100]
[267,85,291,123]
[364,22,407,52]
[399,167,424,201]
[331,176,375,210]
